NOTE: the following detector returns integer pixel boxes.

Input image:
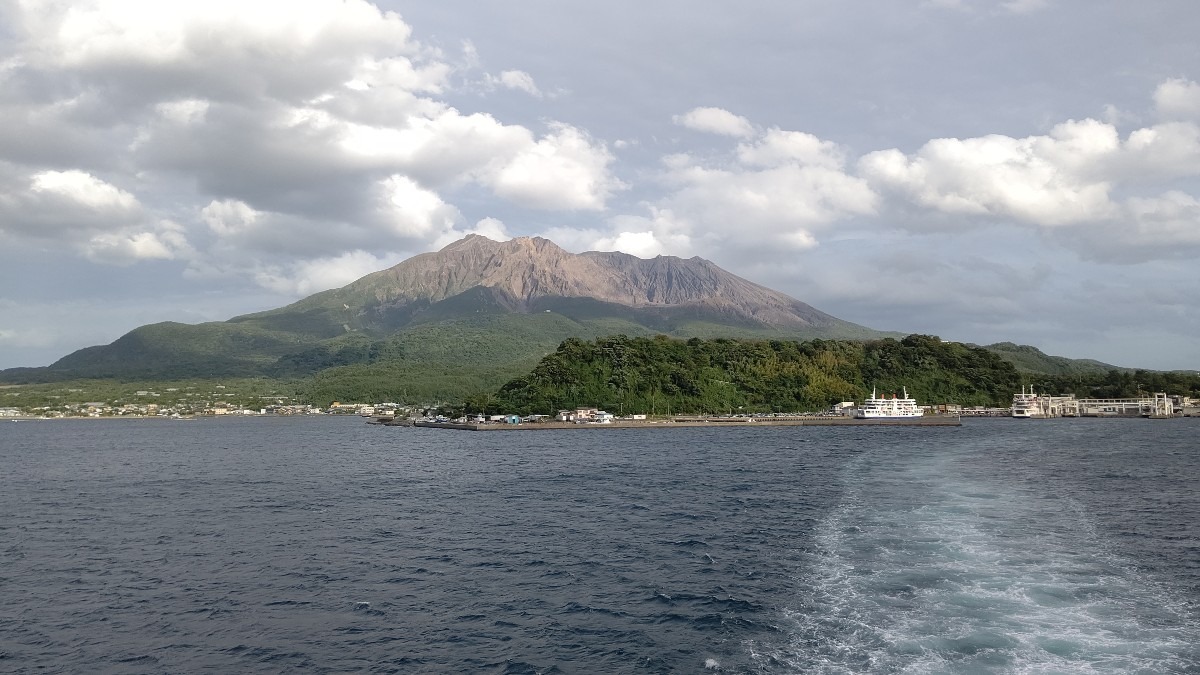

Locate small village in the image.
[3,389,1198,422]
[0,383,322,419]
[0,399,953,422]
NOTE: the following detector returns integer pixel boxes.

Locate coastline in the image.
[410,416,962,431]
[2,416,196,421]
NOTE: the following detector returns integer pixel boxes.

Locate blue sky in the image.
[1,0,1198,370]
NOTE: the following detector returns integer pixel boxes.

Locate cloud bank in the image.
[0,0,622,291]
[577,100,1200,267]
[1,1,1198,371]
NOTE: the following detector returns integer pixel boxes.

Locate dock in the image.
[411,415,961,431]
[1014,392,1190,418]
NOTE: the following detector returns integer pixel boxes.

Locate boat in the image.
[854,387,924,419]
[1011,386,1045,418]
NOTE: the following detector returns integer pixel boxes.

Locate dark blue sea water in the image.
[1,416,1198,673]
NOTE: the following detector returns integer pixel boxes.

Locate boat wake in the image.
[765,449,1200,673]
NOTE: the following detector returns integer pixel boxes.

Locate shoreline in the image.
[409,416,963,431]
[2,415,198,421]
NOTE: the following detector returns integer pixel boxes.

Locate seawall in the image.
[412,416,961,431]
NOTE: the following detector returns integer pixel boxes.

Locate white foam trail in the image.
[767,448,1200,673]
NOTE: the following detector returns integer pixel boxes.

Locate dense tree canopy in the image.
[488,334,1024,415]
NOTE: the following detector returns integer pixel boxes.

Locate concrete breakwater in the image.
[409,416,961,431]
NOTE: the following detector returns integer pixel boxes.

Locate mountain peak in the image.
[11,234,882,383]
[295,233,861,333]
[439,232,492,251]
[439,234,560,255]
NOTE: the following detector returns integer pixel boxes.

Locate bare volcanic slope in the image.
[238,234,875,337]
[5,235,882,383]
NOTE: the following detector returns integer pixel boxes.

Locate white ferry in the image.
[1011,386,1044,418]
[854,387,924,419]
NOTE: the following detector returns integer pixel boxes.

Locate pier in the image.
[412,415,961,431]
[1015,392,1190,418]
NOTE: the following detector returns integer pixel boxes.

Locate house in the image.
[827,402,856,416]
[558,407,605,423]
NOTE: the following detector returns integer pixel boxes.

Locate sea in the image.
[1,416,1198,674]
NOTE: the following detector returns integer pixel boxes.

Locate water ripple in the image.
[1,417,1197,672]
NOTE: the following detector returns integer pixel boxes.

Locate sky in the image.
[1,0,1199,371]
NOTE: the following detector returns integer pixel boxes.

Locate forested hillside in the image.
[488,334,1021,415]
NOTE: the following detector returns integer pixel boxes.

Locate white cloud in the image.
[197,197,408,262]
[1121,121,1200,178]
[860,121,1121,226]
[1154,79,1200,121]
[85,229,180,265]
[493,70,542,97]
[487,123,624,210]
[538,208,697,261]
[0,168,159,250]
[0,0,630,291]
[535,226,608,254]
[0,166,194,266]
[1,1,1197,375]
[536,125,876,264]
[1126,191,1200,241]
[649,132,876,256]
[30,170,139,212]
[30,0,426,85]
[379,175,462,236]
[737,129,847,170]
[338,109,530,186]
[1078,191,1200,262]
[1101,103,1135,127]
[666,162,876,232]
[592,231,665,258]
[673,107,754,138]
[429,217,512,249]
[201,199,260,236]
[467,217,511,241]
[252,250,404,296]
[639,86,1200,268]
[855,108,1200,262]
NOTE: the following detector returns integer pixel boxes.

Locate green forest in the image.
[7,333,1198,415]
[483,334,1010,415]
[478,334,1200,416]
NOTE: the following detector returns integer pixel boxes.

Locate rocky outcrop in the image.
[326,234,842,328]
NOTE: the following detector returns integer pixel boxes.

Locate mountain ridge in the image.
[0,235,1130,396]
[2,235,882,386]
[236,234,862,334]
